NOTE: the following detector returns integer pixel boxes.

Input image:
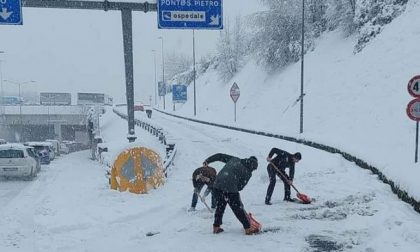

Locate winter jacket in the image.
[205,153,258,193]
[268,148,295,180]
[192,166,217,188]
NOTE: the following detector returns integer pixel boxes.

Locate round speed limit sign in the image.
[407,99,420,121]
[407,75,420,97]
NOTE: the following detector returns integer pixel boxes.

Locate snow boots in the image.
[213,225,224,234]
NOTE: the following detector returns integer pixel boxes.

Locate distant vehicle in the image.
[0,96,23,105]
[40,92,71,105]
[59,143,69,154]
[0,144,40,180]
[46,139,60,156]
[77,93,113,106]
[134,103,144,111]
[25,142,55,161]
[37,149,50,165]
[0,139,7,145]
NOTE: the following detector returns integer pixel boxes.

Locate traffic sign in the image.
[406,98,420,121]
[0,0,22,25]
[230,82,240,103]
[172,84,187,103]
[157,0,223,29]
[158,81,166,96]
[407,75,420,97]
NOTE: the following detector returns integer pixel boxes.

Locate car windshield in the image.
[0,149,24,158]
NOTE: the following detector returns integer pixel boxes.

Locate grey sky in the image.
[0,0,262,103]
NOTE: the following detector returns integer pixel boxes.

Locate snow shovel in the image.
[269,162,312,204]
[196,192,213,213]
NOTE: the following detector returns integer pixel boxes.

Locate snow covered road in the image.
[0,109,419,252]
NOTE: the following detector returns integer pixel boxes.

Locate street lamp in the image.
[152,49,157,106]
[0,51,5,118]
[192,30,197,116]
[299,0,305,134]
[3,79,36,142]
[157,36,166,110]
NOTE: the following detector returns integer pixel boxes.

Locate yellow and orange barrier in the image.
[110,147,165,194]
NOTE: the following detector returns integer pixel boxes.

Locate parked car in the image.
[59,143,70,154]
[37,149,51,165]
[134,103,144,111]
[26,146,41,173]
[0,139,7,145]
[46,139,60,157]
[25,142,55,162]
[0,144,39,180]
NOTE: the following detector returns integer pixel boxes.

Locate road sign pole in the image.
[193,29,197,116]
[416,121,419,163]
[121,8,136,143]
[234,102,236,122]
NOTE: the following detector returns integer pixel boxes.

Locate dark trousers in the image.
[191,184,216,208]
[213,188,250,229]
[265,165,291,202]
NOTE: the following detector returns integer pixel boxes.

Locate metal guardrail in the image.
[112,108,176,175]
[154,108,420,214]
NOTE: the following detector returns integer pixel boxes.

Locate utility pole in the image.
[158,36,166,110]
[193,29,197,116]
[152,50,157,106]
[299,0,305,134]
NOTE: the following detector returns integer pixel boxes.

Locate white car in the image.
[0,144,40,180]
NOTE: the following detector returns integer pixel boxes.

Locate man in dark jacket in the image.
[265,148,301,205]
[203,153,259,235]
[189,166,217,211]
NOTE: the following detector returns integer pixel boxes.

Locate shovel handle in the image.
[269,162,300,194]
[195,192,213,213]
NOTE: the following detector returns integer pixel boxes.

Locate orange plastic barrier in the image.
[110,147,165,194]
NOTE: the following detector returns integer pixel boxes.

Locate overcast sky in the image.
[0,0,263,103]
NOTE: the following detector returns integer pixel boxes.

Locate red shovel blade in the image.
[297,193,312,204]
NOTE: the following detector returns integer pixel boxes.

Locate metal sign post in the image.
[230,82,240,122]
[407,75,420,162]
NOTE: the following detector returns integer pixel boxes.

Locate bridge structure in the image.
[0,104,101,143]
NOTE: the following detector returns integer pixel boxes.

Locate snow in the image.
[1,1,420,251]
[171,0,420,201]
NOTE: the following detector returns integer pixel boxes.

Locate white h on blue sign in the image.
[157,0,223,29]
[0,0,22,25]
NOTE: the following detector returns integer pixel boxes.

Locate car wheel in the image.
[25,167,35,181]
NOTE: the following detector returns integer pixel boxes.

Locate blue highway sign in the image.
[157,0,223,29]
[0,0,22,25]
[172,84,187,103]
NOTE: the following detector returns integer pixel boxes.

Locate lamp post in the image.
[0,51,5,120]
[152,49,157,106]
[192,29,197,116]
[157,36,165,110]
[3,79,36,142]
[299,0,305,134]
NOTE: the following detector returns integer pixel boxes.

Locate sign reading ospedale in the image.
[157,0,223,29]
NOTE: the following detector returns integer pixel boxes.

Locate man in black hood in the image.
[265,148,301,204]
[203,153,259,235]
